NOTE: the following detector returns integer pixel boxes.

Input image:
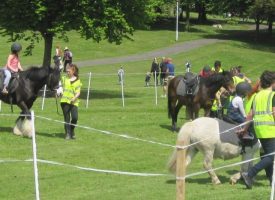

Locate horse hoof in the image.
[229,178,237,185]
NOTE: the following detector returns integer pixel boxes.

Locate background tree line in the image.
[0,0,274,66]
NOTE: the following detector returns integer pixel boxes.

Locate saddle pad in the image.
[176,79,186,96]
[215,118,241,146]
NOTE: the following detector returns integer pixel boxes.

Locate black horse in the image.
[0,56,62,118]
[168,71,234,131]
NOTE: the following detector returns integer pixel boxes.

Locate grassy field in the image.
[0,17,275,199]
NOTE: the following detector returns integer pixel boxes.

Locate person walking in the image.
[118,66,125,84]
[2,42,23,94]
[60,64,82,139]
[159,57,167,86]
[241,70,275,189]
[150,57,159,85]
[63,46,73,72]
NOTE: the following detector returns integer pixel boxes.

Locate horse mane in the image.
[22,66,49,81]
[201,71,231,87]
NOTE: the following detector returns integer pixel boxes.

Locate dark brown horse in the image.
[168,71,234,131]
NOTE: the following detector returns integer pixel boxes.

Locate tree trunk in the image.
[42,32,54,67]
[185,4,190,32]
[255,16,260,41]
[196,2,207,23]
[268,16,273,37]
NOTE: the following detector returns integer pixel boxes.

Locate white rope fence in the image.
[0,111,274,199]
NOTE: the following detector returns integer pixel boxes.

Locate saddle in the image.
[219,116,256,149]
[0,70,20,94]
[176,72,199,96]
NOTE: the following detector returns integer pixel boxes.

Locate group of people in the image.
[1,43,82,140]
[146,57,175,97]
[198,60,275,189]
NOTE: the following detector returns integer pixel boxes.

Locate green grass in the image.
[1,17,275,199]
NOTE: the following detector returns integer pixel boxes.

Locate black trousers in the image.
[61,103,78,135]
[248,138,275,182]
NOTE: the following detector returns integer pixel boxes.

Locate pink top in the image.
[6,54,22,72]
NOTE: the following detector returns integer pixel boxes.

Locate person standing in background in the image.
[150,57,159,85]
[159,57,167,86]
[63,47,73,72]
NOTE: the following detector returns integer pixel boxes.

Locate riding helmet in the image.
[11,42,22,53]
[236,82,252,97]
[203,65,211,72]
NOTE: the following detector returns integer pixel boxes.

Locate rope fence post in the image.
[176,141,186,200]
[154,71,158,105]
[0,100,2,112]
[120,72,125,108]
[270,154,275,200]
[41,85,47,110]
[31,111,40,200]
[86,72,92,109]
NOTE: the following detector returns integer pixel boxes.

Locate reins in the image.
[55,94,63,116]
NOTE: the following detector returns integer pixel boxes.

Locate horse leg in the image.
[193,104,201,119]
[170,99,178,131]
[230,142,260,185]
[203,150,221,184]
[186,146,198,166]
[173,100,184,129]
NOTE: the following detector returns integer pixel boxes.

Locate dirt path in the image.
[75,38,224,67]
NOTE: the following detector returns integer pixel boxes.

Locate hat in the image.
[203,65,211,72]
[64,46,69,50]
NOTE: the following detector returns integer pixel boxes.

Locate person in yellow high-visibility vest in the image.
[241,70,275,189]
[59,64,82,139]
[211,60,224,73]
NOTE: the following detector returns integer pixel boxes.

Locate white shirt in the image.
[232,96,246,117]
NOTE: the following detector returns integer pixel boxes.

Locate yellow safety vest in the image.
[211,99,218,111]
[60,76,82,107]
[252,89,275,138]
[211,67,223,73]
[232,76,245,86]
[244,93,256,115]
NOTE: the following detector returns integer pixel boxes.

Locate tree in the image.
[0,0,158,67]
[249,0,269,39]
[265,0,275,36]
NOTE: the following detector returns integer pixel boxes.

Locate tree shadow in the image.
[37,89,138,100]
[149,16,275,54]
[79,89,138,100]
[36,131,65,139]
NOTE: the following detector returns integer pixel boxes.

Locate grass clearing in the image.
[0,17,275,199]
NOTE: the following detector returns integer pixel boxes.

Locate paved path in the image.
[75,38,224,67]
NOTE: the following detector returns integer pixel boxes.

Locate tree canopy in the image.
[0,0,159,66]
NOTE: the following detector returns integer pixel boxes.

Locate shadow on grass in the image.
[79,89,138,100]
[150,16,275,54]
[0,126,13,132]
[160,124,179,132]
[36,132,65,139]
[37,89,138,100]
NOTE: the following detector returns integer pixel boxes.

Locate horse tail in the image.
[167,121,192,173]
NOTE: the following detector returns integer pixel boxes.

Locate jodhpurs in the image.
[3,69,11,88]
[61,102,78,134]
